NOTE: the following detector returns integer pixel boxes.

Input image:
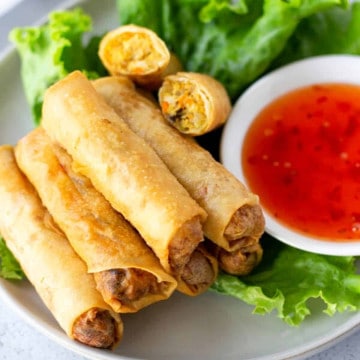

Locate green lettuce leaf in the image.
[0,237,24,280]
[9,8,105,125]
[271,1,360,67]
[212,235,360,326]
[117,0,349,100]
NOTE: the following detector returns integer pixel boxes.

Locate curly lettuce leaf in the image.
[0,237,24,280]
[117,0,349,100]
[9,8,106,125]
[212,235,360,326]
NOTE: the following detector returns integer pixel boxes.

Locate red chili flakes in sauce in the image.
[242,83,360,241]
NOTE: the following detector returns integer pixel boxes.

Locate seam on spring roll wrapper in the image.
[0,145,122,349]
[15,128,178,313]
[41,71,207,278]
[92,76,265,255]
[99,25,172,90]
[158,72,231,136]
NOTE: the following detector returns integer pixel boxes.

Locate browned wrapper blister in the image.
[41,71,207,280]
[15,128,178,313]
[0,145,123,349]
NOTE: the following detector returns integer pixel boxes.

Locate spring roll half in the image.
[41,71,207,276]
[0,145,122,348]
[99,24,172,90]
[93,76,265,253]
[158,72,232,136]
[15,128,178,313]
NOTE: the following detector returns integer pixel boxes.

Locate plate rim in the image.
[1,2,360,360]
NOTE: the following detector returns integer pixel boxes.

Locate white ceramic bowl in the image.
[220,54,360,256]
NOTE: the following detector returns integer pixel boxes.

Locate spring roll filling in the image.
[72,308,119,349]
[168,215,204,274]
[225,204,265,247]
[217,242,263,276]
[160,78,208,132]
[94,268,168,305]
[104,33,163,74]
[180,248,215,292]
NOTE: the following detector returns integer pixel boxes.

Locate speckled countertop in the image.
[1,1,360,359]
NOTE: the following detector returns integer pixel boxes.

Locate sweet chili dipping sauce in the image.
[242,83,360,241]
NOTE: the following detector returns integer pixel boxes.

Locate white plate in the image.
[1,0,360,359]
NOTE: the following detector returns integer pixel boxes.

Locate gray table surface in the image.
[0,1,360,359]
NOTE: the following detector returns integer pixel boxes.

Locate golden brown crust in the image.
[0,145,123,347]
[93,76,264,252]
[15,127,178,313]
[41,71,206,275]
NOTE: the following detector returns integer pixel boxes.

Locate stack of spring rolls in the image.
[0,24,265,351]
[98,25,266,276]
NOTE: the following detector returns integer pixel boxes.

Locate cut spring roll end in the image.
[214,242,263,276]
[73,308,122,349]
[0,145,123,349]
[99,24,170,90]
[168,215,204,275]
[159,72,232,136]
[94,267,176,313]
[224,203,265,249]
[177,245,218,296]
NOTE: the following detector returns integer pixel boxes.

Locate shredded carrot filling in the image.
[161,101,170,112]
[161,79,206,132]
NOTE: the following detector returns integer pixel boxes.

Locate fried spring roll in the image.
[93,76,265,253]
[177,244,218,296]
[99,25,173,90]
[158,72,232,135]
[41,71,207,276]
[15,128,178,313]
[0,145,122,348]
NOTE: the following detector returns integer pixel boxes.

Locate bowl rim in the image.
[220,54,360,256]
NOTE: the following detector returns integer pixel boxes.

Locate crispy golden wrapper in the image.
[0,145,123,349]
[41,71,207,276]
[15,128,178,313]
[93,76,265,254]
